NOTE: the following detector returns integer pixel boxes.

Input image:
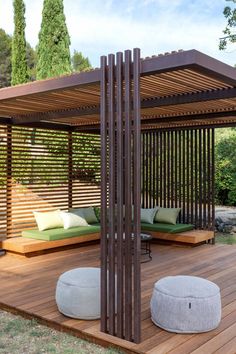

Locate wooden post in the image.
[68,131,73,210]
[211,128,215,242]
[6,125,12,238]
[100,55,108,334]
[100,49,141,343]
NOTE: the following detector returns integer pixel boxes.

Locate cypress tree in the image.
[36,0,72,80]
[11,0,29,86]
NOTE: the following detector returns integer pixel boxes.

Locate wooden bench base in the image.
[143,229,214,244]
[1,233,100,255]
[1,229,214,256]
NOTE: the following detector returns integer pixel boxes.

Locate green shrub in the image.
[215,128,236,206]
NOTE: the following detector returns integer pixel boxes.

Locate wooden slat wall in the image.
[0,126,101,239]
[72,133,101,208]
[100,49,141,343]
[0,125,7,241]
[141,128,215,230]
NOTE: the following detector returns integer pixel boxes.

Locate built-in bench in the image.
[2,224,101,255]
[141,222,194,234]
[2,221,214,255]
[141,223,214,244]
[1,232,100,255]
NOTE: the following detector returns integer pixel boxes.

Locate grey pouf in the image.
[150,275,221,333]
[56,267,101,320]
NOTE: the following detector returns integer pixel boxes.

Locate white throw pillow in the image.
[60,211,89,229]
[33,210,63,231]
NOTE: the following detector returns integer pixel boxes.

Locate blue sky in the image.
[1,0,236,67]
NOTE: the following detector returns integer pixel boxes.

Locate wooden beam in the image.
[142,121,236,131]
[7,120,74,131]
[0,116,74,131]
[12,106,99,124]
[0,117,12,125]
[11,86,236,124]
[0,69,100,101]
[19,121,75,131]
[74,110,236,132]
[141,110,236,125]
[141,49,236,86]
[141,87,236,109]
[1,49,235,105]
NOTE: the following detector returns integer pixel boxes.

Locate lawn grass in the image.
[0,310,122,354]
[216,232,236,245]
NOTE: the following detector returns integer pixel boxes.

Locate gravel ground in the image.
[0,311,122,354]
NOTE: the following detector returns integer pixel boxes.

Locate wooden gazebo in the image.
[0,49,236,343]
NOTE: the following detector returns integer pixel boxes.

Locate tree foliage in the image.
[11,0,29,85]
[215,128,236,206]
[36,0,72,80]
[219,0,236,50]
[0,28,36,87]
[0,29,12,88]
[26,43,36,81]
[71,50,92,72]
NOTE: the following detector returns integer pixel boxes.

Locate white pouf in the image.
[150,275,221,333]
[56,267,101,320]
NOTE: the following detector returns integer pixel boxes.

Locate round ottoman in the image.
[150,275,221,333]
[56,267,101,320]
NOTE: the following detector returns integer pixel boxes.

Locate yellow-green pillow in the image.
[93,206,101,222]
[33,210,63,231]
[155,207,181,225]
[141,207,158,224]
[70,207,98,224]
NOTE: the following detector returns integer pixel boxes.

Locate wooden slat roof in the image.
[0,49,236,130]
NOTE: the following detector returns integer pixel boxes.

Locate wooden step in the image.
[2,233,100,255]
[144,229,214,244]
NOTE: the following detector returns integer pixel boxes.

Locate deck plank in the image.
[0,243,236,353]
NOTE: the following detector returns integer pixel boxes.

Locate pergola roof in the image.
[0,49,236,130]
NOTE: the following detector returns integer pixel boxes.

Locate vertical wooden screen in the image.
[0,127,101,239]
[142,128,215,231]
[100,49,141,343]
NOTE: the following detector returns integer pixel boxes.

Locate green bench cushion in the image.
[141,222,194,234]
[22,223,101,241]
[22,222,194,241]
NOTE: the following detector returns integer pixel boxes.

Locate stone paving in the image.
[215,206,236,233]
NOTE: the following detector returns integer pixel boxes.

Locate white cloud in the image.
[0,0,235,67]
[65,0,236,67]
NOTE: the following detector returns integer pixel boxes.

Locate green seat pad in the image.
[22,223,101,241]
[141,222,194,234]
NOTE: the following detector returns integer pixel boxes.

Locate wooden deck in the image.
[0,242,236,353]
